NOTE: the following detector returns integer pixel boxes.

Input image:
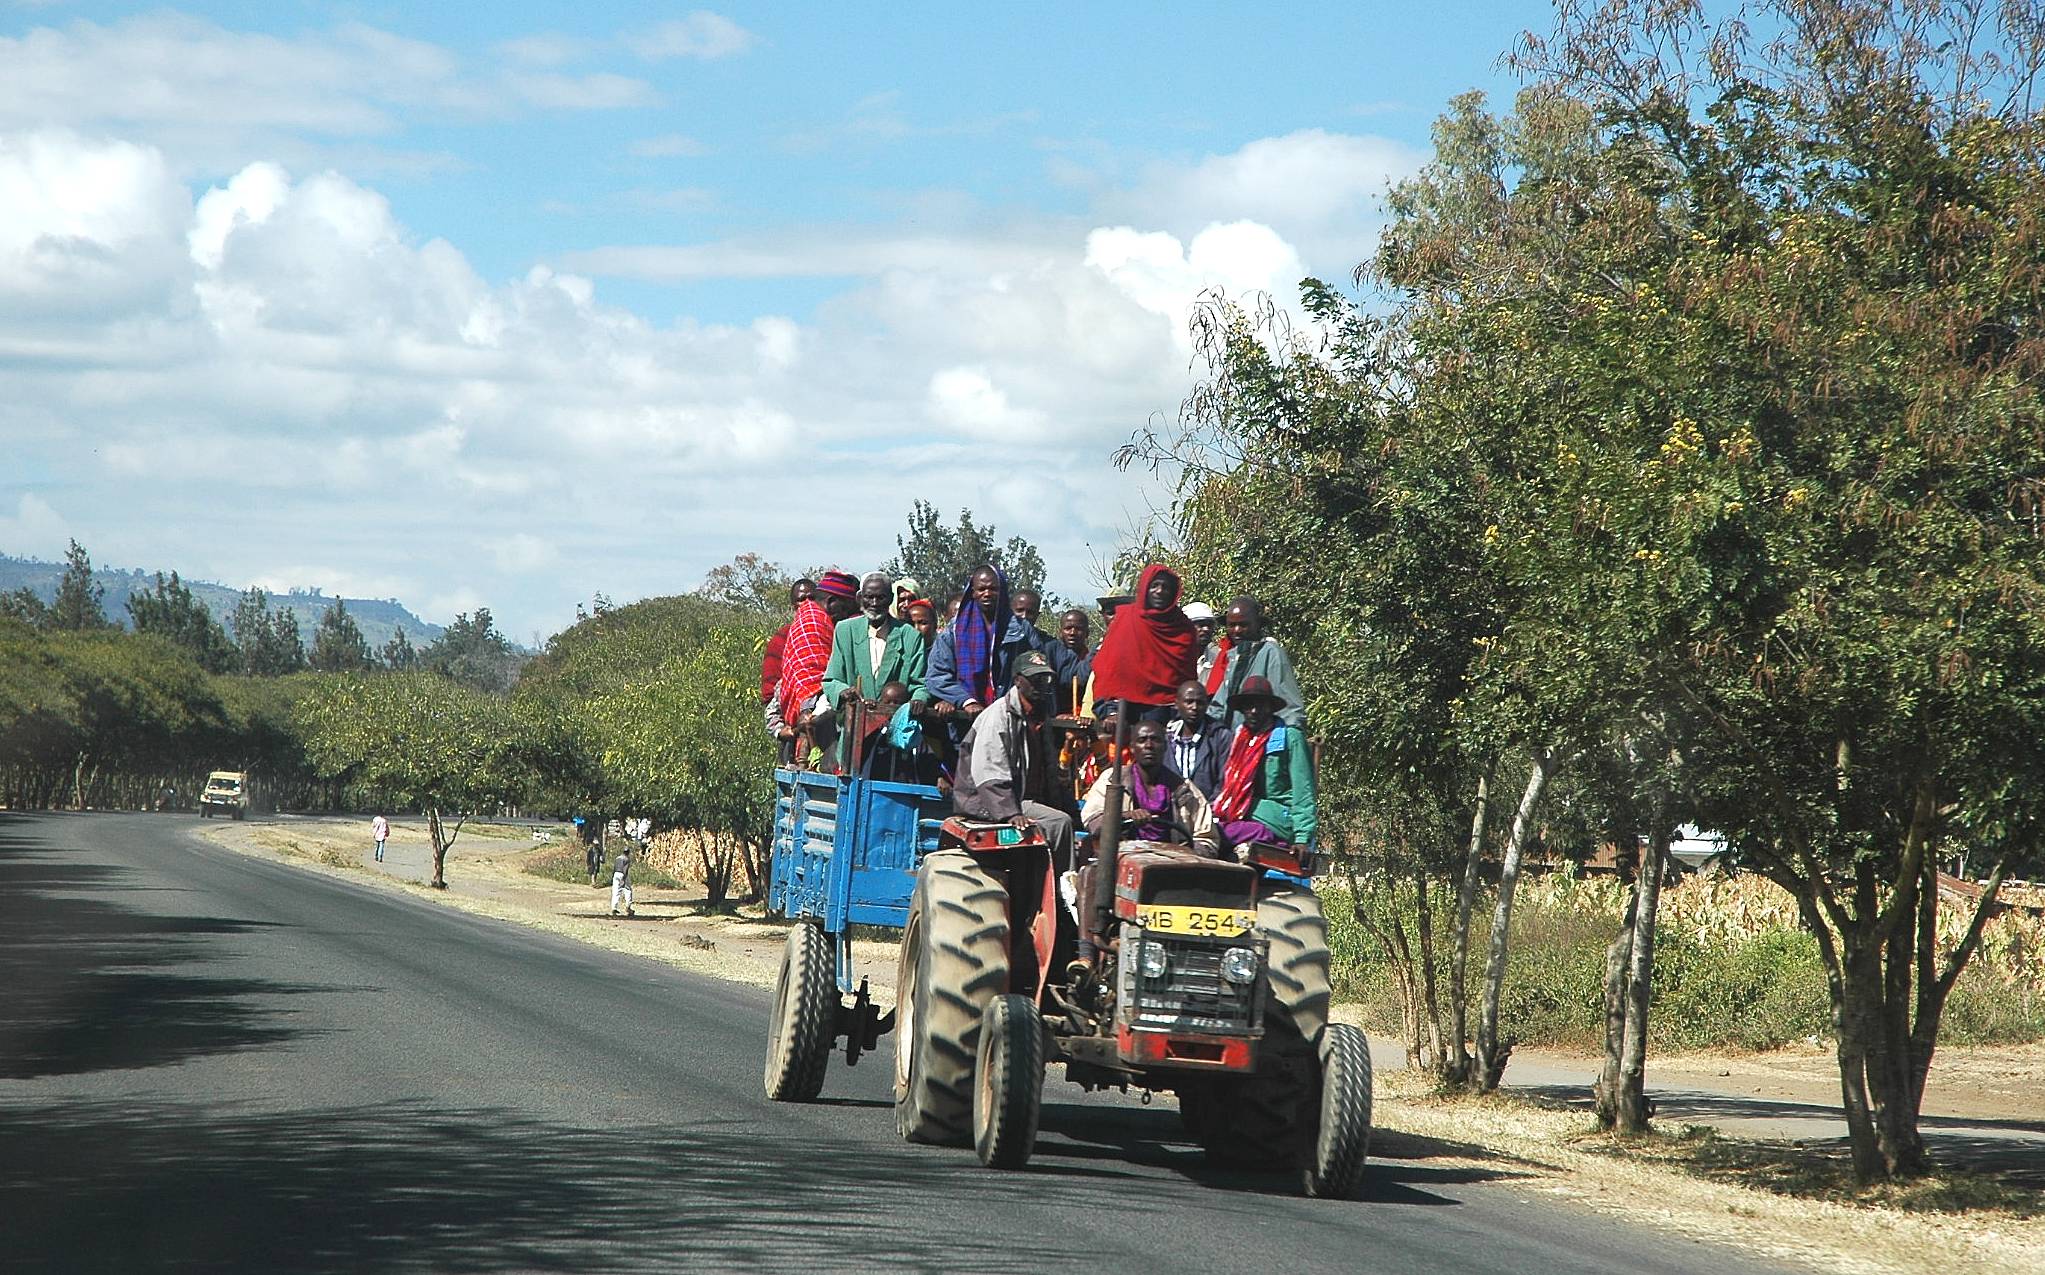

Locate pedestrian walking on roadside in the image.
[372,814,390,863]
[610,845,635,917]
[577,816,601,885]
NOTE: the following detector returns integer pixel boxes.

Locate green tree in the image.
[696,553,801,616]
[0,588,48,628]
[297,672,530,886]
[1134,0,2045,1182]
[381,626,418,671]
[49,539,113,632]
[309,599,375,673]
[515,593,777,899]
[231,588,306,676]
[128,571,236,673]
[422,608,522,693]
[882,500,1048,597]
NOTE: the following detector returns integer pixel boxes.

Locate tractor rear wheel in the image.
[971,994,1043,1169]
[1188,884,1333,1167]
[893,851,1010,1145]
[1304,1023,1373,1198]
[763,922,836,1102]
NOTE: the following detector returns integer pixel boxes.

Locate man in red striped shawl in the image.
[779,571,860,761]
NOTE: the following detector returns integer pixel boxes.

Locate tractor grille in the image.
[1127,935,1259,1034]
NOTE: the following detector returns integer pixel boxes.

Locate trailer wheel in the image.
[894,851,1009,1146]
[1303,1022,1372,1198]
[972,994,1043,1169]
[763,922,836,1102]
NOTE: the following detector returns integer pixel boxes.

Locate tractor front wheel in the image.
[1304,1023,1373,1199]
[893,852,1010,1145]
[763,922,836,1102]
[972,994,1043,1169]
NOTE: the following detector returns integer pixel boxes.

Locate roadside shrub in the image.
[1324,870,2044,1055]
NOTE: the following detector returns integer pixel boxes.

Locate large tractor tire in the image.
[1304,1023,1373,1199]
[763,922,836,1102]
[893,851,1010,1145]
[1184,885,1333,1167]
[972,994,1043,1169]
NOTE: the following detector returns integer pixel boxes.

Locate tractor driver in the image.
[1081,718,1220,858]
[951,649,1074,871]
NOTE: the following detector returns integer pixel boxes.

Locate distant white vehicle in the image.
[199,771,249,820]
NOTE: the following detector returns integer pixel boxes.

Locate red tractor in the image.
[889,792,1372,1196]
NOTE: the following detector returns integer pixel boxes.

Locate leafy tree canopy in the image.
[882,500,1048,599]
[128,571,236,673]
[309,599,375,674]
[49,539,114,632]
[422,608,522,694]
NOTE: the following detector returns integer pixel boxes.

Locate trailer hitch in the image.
[836,976,893,1066]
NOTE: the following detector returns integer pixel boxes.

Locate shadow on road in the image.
[1034,1099,1533,1205]
[0,1097,1314,1275]
[1514,1082,2045,1190]
[0,823,334,1079]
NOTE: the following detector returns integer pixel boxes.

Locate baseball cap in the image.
[1015,650,1055,683]
[1182,601,1216,623]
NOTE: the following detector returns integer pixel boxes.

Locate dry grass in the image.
[1376,1072,2045,1275]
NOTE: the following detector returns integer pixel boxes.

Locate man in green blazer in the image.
[822,571,930,709]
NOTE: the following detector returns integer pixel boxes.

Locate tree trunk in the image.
[1611,815,1670,1133]
[1446,764,1494,1087]
[1475,748,1555,1092]
[426,808,451,888]
[1415,868,1445,1072]
[1593,834,1638,1129]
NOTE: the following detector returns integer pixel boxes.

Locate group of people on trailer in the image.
[759,562,1317,869]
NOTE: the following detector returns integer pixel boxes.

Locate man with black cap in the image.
[953,648,1074,870]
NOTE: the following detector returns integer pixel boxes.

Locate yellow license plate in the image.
[1135,905,1256,937]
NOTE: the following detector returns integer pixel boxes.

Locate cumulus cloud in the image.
[1106,128,1424,277]
[625,13,755,61]
[0,494,69,561]
[0,118,1418,635]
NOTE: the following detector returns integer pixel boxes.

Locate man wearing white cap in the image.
[1183,601,1223,688]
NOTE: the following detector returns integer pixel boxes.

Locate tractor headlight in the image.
[1221,946,1259,986]
[1139,941,1170,980]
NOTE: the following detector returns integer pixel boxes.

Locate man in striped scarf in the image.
[780,571,860,760]
[1212,676,1317,850]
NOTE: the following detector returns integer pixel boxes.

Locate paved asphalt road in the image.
[0,813,1797,1275]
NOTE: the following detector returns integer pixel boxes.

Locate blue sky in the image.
[0,2,1533,641]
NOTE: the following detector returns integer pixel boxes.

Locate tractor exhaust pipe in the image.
[1087,710,1130,951]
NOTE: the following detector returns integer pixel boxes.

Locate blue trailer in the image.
[760,765,949,1100]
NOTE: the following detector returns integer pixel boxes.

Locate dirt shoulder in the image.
[200,815,2045,1275]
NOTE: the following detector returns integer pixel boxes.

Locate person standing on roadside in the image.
[610,843,635,917]
[372,814,390,863]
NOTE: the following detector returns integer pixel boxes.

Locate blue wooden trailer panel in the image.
[769,767,948,991]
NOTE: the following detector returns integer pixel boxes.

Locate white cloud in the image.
[0,16,657,175]
[1085,221,1306,349]
[0,130,192,317]
[0,493,69,560]
[626,13,755,61]
[491,533,559,574]
[0,119,1419,637]
[926,367,1045,440]
[1107,128,1424,278]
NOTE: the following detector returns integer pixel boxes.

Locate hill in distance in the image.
[0,553,445,651]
